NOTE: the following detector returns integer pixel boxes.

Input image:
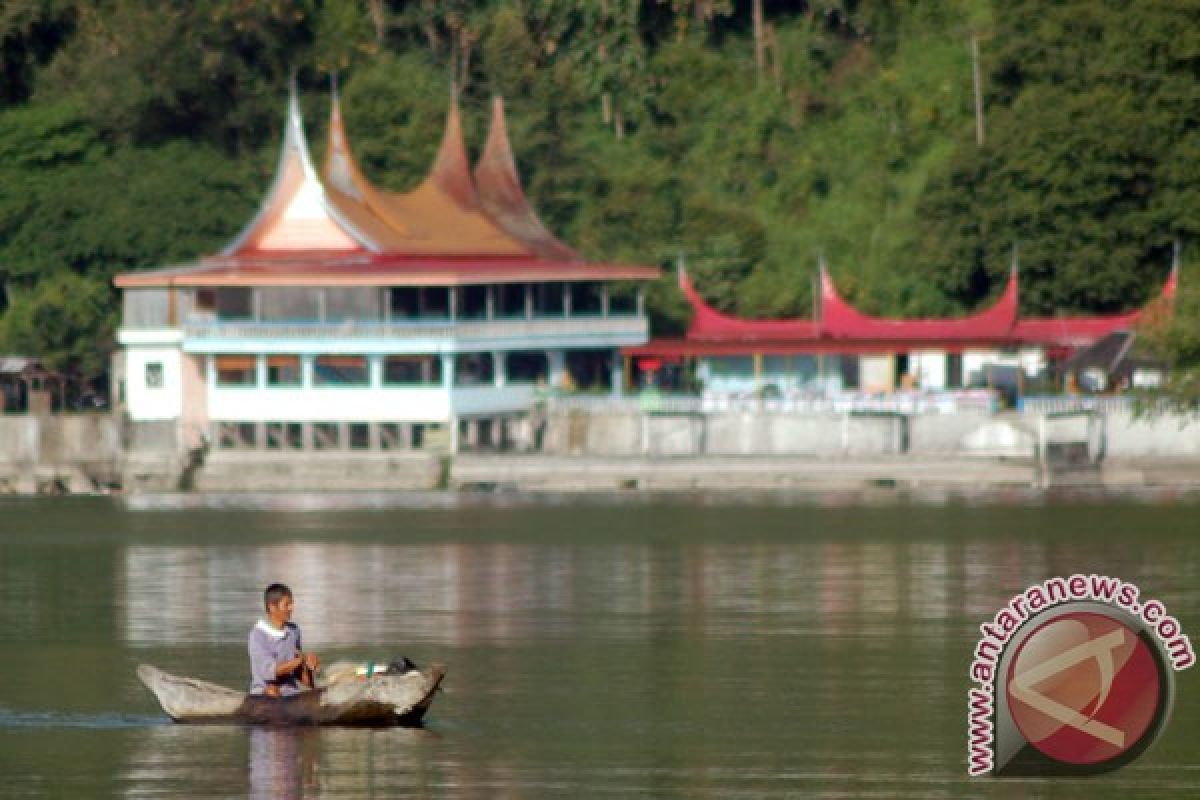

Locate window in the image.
[454,353,494,386]
[946,353,964,390]
[380,423,403,450]
[145,362,164,389]
[267,355,302,387]
[215,288,253,320]
[260,288,318,321]
[459,285,488,319]
[498,284,528,317]
[214,355,257,387]
[708,357,754,379]
[313,355,369,386]
[383,355,442,386]
[313,423,340,449]
[348,422,370,450]
[608,284,636,314]
[217,422,257,449]
[420,287,450,318]
[266,422,304,450]
[533,283,565,316]
[505,351,549,383]
[326,288,380,322]
[389,287,420,319]
[194,289,216,314]
[570,282,603,315]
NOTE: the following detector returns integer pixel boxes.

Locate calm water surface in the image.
[0,495,1198,798]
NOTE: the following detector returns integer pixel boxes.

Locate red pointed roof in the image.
[680,264,819,341]
[668,259,1176,352]
[474,96,579,261]
[819,264,1018,340]
[1012,265,1177,346]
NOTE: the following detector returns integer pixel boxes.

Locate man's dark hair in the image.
[264,583,293,610]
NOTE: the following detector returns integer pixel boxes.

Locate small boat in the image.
[137,662,445,726]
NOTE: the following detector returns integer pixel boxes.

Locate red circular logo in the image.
[1006,612,1162,766]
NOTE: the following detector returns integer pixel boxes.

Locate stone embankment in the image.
[4,408,1200,494]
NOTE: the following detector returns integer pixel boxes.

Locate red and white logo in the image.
[1006,612,1161,767]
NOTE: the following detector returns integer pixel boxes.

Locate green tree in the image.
[917,0,1200,315]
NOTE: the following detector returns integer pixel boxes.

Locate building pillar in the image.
[255,355,267,388]
[548,350,566,390]
[302,355,314,388]
[440,353,456,387]
[525,284,534,319]
[368,354,383,388]
[753,352,764,391]
[564,284,573,317]
[493,351,506,387]
[610,349,623,397]
[485,286,495,319]
[448,287,458,320]
[636,287,645,317]
[601,283,610,317]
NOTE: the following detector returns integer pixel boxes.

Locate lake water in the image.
[0,495,1197,797]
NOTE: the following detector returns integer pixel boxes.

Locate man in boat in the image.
[248,583,320,697]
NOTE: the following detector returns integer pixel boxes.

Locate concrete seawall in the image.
[5,408,1200,494]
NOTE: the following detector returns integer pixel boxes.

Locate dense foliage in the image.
[0,0,1196,375]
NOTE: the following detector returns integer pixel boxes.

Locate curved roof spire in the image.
[475,95,579,261]
[324,74,366,201]
[422,86,480,210]
[223,83,377,255]
[819,263,1019,340]
[678,257,819,341]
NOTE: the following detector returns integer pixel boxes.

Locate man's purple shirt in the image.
[248,619,304,696]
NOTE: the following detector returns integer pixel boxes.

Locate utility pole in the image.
[753,0,765,83]
[971,32,985,146]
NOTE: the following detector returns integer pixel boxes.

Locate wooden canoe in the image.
[137,663,445,726]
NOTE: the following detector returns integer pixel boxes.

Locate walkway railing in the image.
[549,389,1000,415]
[184,315,647,341]
[1018,395,1142,414]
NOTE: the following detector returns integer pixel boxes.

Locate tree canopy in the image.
[0,0,1196,375]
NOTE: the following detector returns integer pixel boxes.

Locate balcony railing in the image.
[183,314,648,341]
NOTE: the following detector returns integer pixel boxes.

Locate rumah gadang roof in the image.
[627,261,1178,355]
[115,86,657,289]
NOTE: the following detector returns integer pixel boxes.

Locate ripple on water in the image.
[0,708,169,730]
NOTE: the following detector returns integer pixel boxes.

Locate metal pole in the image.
[971,33,985,147]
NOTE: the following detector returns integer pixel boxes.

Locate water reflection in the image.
[120,534,1200,649]
[249,728,319,799]
[123,723,440,799]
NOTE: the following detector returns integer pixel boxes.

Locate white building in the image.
[114,90,657,453]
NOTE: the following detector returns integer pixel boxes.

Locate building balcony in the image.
[179,314,648,354]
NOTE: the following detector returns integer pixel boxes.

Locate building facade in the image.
[629,259,1176,405]
[114,90,657,453]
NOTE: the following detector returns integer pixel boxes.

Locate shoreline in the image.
[105,478,1200,512]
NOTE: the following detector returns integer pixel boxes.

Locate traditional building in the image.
[114,89,657,452]
[628,259,1176,402]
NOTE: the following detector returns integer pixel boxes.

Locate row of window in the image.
[199,282,637,323]
[216,421,446,451]
[210,352,549,388]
